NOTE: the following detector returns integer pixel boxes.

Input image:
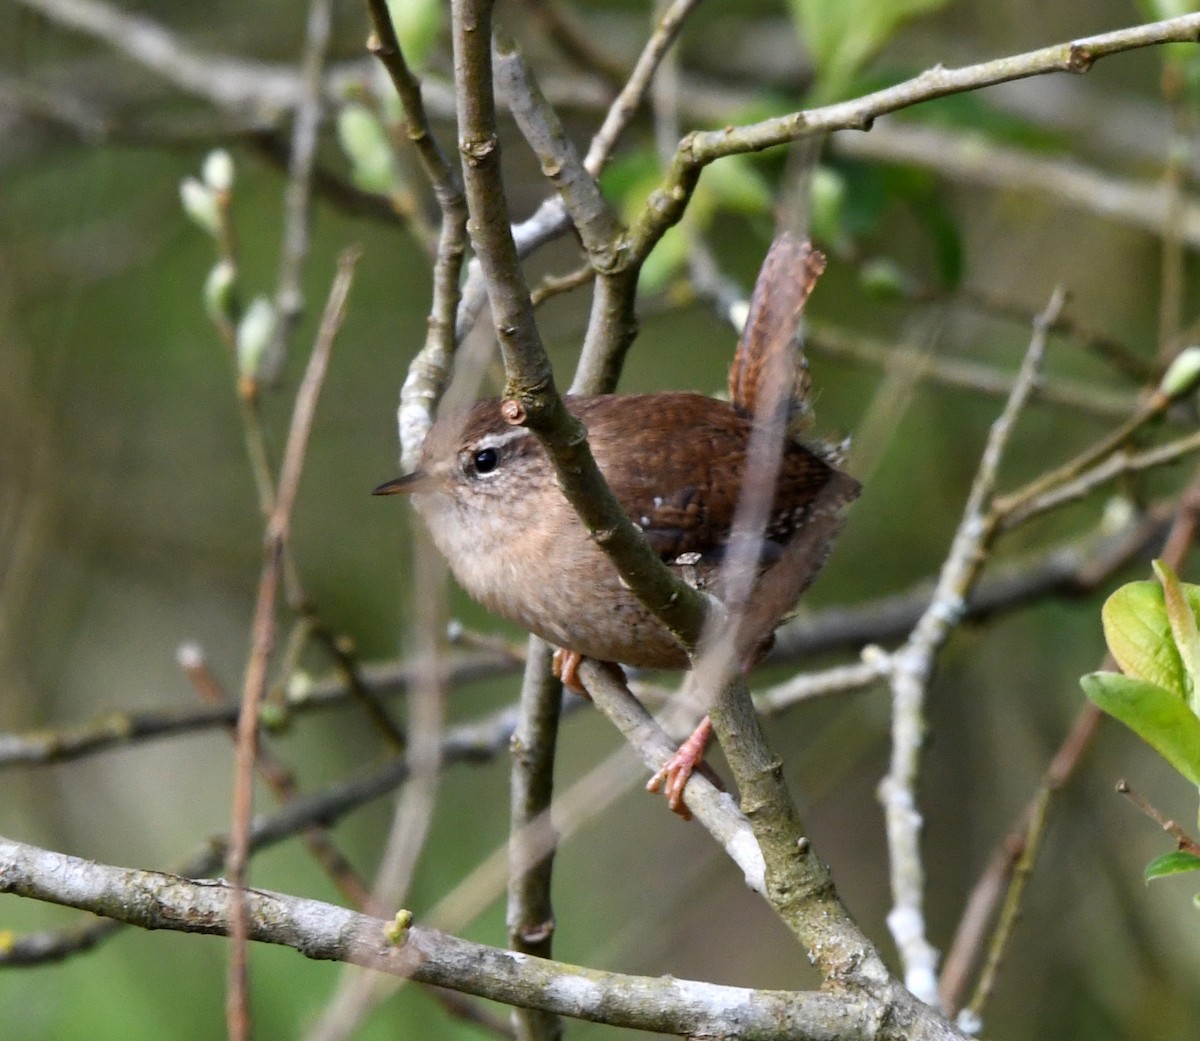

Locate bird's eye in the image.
[473,447,499,474]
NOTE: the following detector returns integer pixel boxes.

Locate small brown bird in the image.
[375,234,859,813]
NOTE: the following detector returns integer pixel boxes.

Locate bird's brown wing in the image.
[571,392,848,562]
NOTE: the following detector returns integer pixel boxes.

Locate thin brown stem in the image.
[225,248,360,1038]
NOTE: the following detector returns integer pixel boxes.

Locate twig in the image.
[529,263,595,306]
[582,0,702,174]
[304,521,447,1041]
[507,638,565,1041]
[1155,75,1193,364]
[962,787,1052,1025]
[226,247,360,1039]
[522,0,627,87]
[755,652,892,712]
[301,613,407,750]
[262,0,335,383]
[879,287,1066,1006]
[997,424,1200,530]
[365,0,470,469]
[493,28,640,395]
[805,319,1138,423]
[14,0,329,117]
[1117,780,1200,855]
[938,704,1103,1016]
[493,31,624,267]
[569,0,702,394]
[577,660,766,889]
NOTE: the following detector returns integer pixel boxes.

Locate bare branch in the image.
[0,835,897,1039]
[879,288,1066,1006]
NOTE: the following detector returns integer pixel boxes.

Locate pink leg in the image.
[646,715,714,821]
[551,648,588,696]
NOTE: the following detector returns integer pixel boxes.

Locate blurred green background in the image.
[4,0,1200,1038]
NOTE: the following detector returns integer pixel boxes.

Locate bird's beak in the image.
[372,470,431,496]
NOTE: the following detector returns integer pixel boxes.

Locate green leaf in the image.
[787,0,951,102]
[337,104,400,195]
[1101,581,1190,700]
[1145,850,1200,882]
[857,257,914,301]
[1081,672,1200,787]
[809,166,847,250]
[1134,0,1197,25]
[702,155,773,215]
[386,0,443,71]
[638,224,689,296]
[1154,560,1200,713]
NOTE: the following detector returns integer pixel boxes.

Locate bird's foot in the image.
[646,716,718,821]
[551,648,588,696]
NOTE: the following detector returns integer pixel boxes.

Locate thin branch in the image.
[15,0,341,118]
[522,0,628,87]
[304,523,448,1041]
[997,423,1200,530]
[364,0,471,468]
[582,0,702,174]
[262,0,337,384]
[576,660,766,890]
[805,320,1138,423]
[1117,779,1200,855]
[492,28,640,396]
[226,248,360,1038]
[493,32,624,267]
[507,638,564,1041]
[879,288,1066,1006]
[938,704,1101,1016]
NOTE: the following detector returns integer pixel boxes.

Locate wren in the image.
[374,234,859,812]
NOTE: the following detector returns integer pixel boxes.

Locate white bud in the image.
[202,149,235,193]
[180,177,220,237]
[236,296,278,382]
[286,670,314,703]
[1100,495,1136,535]
[175,642,204,670]
[1159,345,1200,398]
[203,260,237,324]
